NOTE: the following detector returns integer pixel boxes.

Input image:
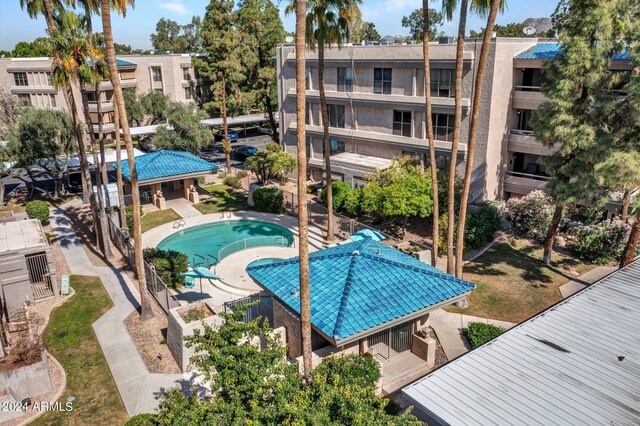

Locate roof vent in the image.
[290,289,299,297]
[352,250,360,256]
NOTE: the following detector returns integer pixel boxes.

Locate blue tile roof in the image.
[85,58,136,67]
[113,150,218,182]
[247,238,475,343]
[516,42,630,60]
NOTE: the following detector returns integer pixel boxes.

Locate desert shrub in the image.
[26,200,50,225]
[464,203,502,249]
[313,354,381,388]
[465,322,504,349]
[143,248,189,288]
[223,176,242,189]
[124,205,143,235]
[320,181,352,212]
[253,187,283,214]
[343,187,363,217]
[503,190,553,241]
[236,170,248,179]
[566,219,629,263]
[437,213,457,256]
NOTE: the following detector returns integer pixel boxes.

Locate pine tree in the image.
[531,0,624,265]
[197,0,245,173]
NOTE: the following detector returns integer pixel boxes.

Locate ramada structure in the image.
[402,259,640,425]
[114,150,218,210]
[247,237,475,387]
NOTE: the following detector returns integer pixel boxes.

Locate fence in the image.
[217,235,295,263]
[224,294,273,325]
[106,217,180,315]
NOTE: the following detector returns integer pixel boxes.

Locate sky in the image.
[0,0,560,51]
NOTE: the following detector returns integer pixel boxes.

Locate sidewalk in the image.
[51,199,185,417]
[558,265,617,299]
[429,309,515,361]
[165,198,202,218]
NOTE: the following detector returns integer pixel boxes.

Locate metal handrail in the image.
[217,235,294,262]
[514,85,542,92]
[506,170,551,181]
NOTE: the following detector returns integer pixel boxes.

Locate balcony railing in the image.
[514,85,542,92]
[509,128,534,136]
[506,170,551,182]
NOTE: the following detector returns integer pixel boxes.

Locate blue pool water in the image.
[157,220,294,266]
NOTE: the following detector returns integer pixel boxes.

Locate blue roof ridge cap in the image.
[357,252,475,289]
[332,252,362,337]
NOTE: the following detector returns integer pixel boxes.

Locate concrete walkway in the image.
[559,265,617,299]
[429,309,516,361]
[51,199,185,417]
[165,198,202,218]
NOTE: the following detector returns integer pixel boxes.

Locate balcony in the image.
[508,129,557,156]
[88,101,114,113]
[511,86,547,109]
[503,170,550,196]
[91,122,115,133]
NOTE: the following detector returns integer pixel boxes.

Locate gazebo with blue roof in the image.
[247,238,475,362]
[113,150,218,210]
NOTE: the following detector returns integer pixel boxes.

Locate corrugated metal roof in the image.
[247,238,475,343]
[402,260,640,425]
[516,42,631,60]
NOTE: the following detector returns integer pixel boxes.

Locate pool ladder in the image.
[173,219,186,229]
[192,253,218,270]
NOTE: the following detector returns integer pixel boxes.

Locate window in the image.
[152,67,162,83]
[14,72,28,86]
[87,91,97,102]
[17,94,31,106]
[305,102,310,125]
[430,69,455,98]
[183,67,190,81]
[305,67,311,90]
[329,139,344,155]
[327,104,345,128]
[432,113,454,142]
[46,72,53,86]
[393,110,412,137]
[185,86,193,100]
[337,67,352,92]
[305,137,311,158]
[49,94,56,108]
[374,68,391,94]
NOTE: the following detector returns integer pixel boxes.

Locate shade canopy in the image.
[350,229,385,241]
[180,267,221,280]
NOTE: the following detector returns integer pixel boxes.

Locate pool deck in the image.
[143,211,327,304]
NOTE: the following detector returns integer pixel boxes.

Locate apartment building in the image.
[277,39,632,204]
[0,53,204,139]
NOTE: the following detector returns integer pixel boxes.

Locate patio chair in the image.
[184,276,196,289]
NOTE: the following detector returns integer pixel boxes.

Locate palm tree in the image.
[21,0,94,203]
[442,0,469,274]
[49,10,114,259]
[454,0,502,278]
[423,0,439,268]
[295,0,313,379]
[287,0,361,242]
[100,0,154,320]
[114,102,127,227]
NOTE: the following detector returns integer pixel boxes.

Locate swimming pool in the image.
[157,220,294,266]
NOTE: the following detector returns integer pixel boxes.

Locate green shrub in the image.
[343,187,363,217]
[125,413,158,426]
[464,203,502,249]
[223,176,242,189]
[465,322,504,349]
[503,190,553,242]
[437,213,456,256]
[236,170,248,179]
[26,200,50,225]
[320,181,352,212]
[566,219,629,263]
[253,187,284,214]
[143,248,189,288]
[313,354,381,388]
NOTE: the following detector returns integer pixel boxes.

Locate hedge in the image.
[253,187,284,214]
[320,181,352,212]
[142,248,189,289]
[26,200,50,225]
[223,176,242,189]
[464,203,502,249]
[465,322,504,349]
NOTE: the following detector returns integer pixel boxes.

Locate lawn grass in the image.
[447,237,597,323]
[141,208,182,233]
[194,184,248,214]
[33,275,128,426]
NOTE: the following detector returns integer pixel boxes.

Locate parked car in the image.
[258,123,279,137]
[215,129,239,142]
[233,146,258,161]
